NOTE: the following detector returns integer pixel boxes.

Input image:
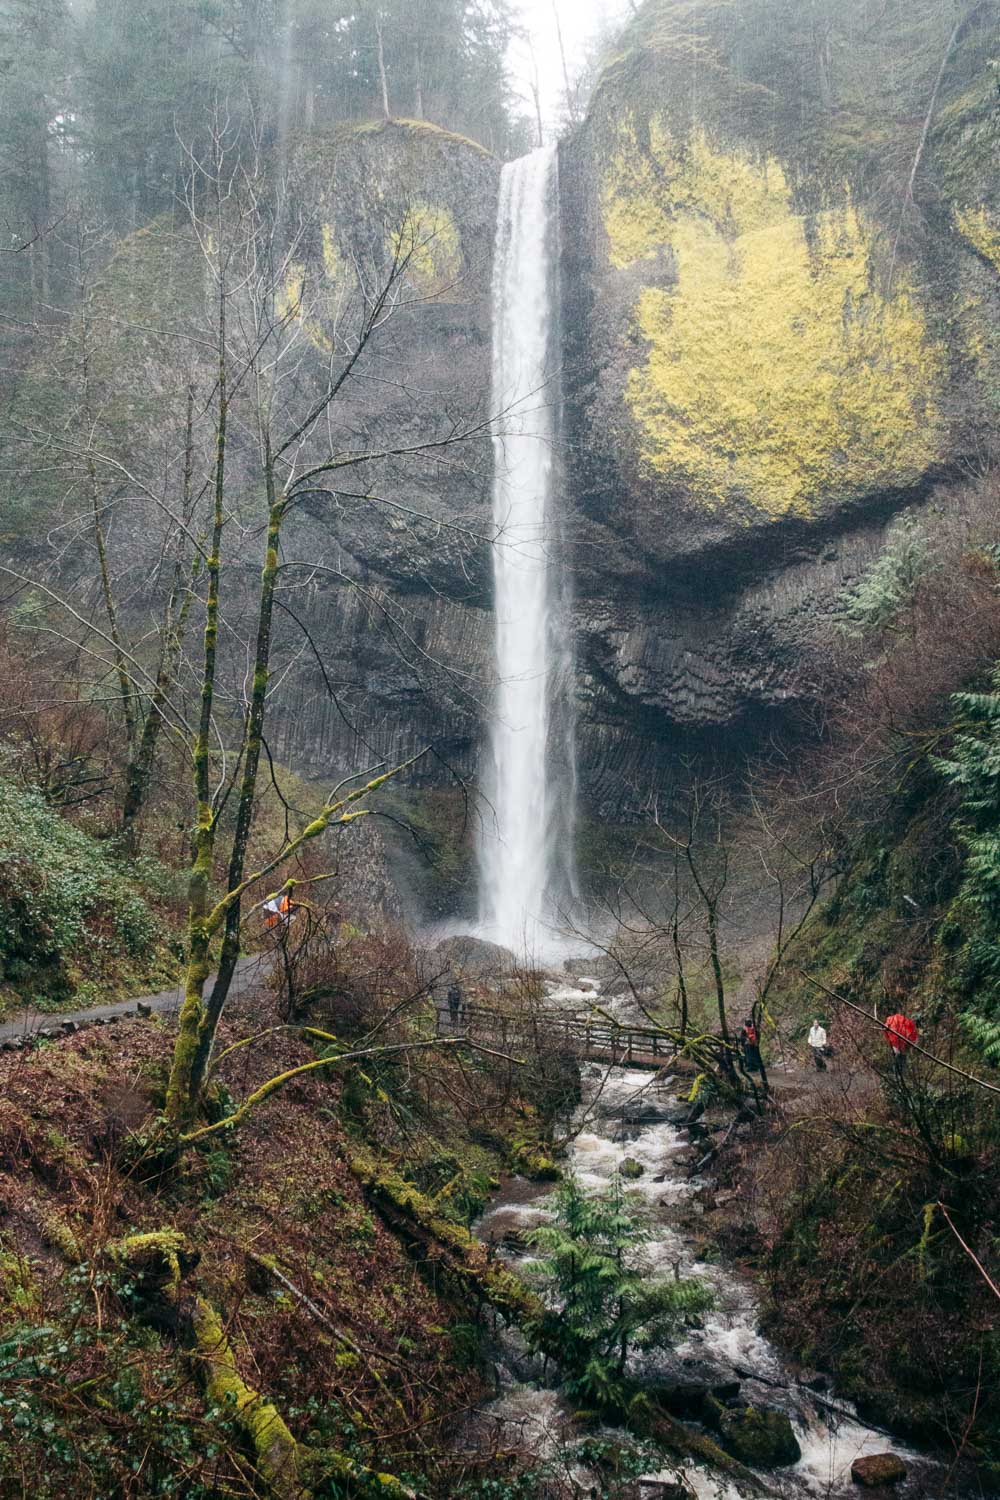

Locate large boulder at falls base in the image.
[851,1454,908,1488]
[714,1403,802,1468]
[432,934,518,979]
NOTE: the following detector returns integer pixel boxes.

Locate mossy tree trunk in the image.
[190,445,286,1102]
[165,261,229,1133]
[162,154,490,1133]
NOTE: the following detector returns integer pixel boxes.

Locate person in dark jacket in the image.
[447,977,464,1029]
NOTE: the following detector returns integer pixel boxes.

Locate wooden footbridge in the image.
[435,1000,674,1070]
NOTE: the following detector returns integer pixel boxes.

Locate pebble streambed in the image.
[459,985,984,1499]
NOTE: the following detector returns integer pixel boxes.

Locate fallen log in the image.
[348,1147,774,1495]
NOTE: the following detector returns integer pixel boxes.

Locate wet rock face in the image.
[557,0,1000,791]
[266,122,502,784]
[851,1453,908,1487]
[269,9,1000,815]
[28,12,1000,830]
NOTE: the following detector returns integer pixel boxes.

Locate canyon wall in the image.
[559,0,1000,809]
[11,0,1000,847]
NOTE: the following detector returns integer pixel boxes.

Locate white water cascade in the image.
[477,146,574,958]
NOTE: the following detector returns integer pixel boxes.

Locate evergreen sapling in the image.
[526,1172,712,1406]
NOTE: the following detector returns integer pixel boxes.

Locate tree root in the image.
[348,1149,774,1495]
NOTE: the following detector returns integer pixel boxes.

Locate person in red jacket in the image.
[741,1015,762,1073]
[883,1012,918,1077]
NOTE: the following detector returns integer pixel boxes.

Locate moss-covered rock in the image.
[603,121,944,524]
[564,0,997,544]
[516,1151,561,1182]
[851,1454,908,1488]
[715,1402,802,1468]
[558,0,1000,777]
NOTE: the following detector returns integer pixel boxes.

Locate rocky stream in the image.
[458,982,980,1500]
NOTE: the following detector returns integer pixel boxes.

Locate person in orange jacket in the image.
[263,890,297,933]
[741,1015,762,1073]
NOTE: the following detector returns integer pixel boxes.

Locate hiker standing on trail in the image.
[884,1012,918,1077]
[741,1015,762,1073]
[447,977,462,1029]
[808,1019,828,1071]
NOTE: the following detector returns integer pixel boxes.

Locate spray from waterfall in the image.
[477,147,576,957]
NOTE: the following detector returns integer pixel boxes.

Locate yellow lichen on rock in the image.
[321,222,344,283]
[955,204,1000,274]
[604,120,945,518]
[275,223,348,357]
[387,200,463,299]
[601,118,676,270]
[275,261,334,357]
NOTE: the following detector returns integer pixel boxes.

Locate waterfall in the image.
[477,147,575,957]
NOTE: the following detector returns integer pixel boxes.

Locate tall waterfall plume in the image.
[477,147,576,957]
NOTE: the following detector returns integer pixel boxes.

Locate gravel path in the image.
[0,954,270,1043]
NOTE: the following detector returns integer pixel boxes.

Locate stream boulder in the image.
[713,1401,802,1468]
[432,934,516,979]
[851,1454,908,1488]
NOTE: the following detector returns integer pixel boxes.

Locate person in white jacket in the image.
[808,1019,828,1071]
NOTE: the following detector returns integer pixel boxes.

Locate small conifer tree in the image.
[526,1173,712,1405]
[839,510,935,635]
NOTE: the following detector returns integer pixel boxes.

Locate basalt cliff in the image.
[12,0,1000,828]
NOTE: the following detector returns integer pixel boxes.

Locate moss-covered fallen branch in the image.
[182,1033,522,1147]
[180,1037,465,1145]
[348,1149,773,1493]
[188,1294,307,1500]
[348,1144,544,1321]
[70,1229,422,1500]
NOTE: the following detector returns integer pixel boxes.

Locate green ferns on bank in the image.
[933,667,1000,1061]
[0,773,158,1007]
[933,667,1000,917]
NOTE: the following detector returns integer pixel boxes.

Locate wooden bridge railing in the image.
[435,1000,672,1066]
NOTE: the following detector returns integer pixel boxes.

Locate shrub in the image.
[0,772,156,999]
[838,509,936,635]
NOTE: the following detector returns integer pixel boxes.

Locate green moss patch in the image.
[0,772,177,1013]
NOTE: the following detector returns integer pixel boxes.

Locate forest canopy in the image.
[0,0,526,296]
